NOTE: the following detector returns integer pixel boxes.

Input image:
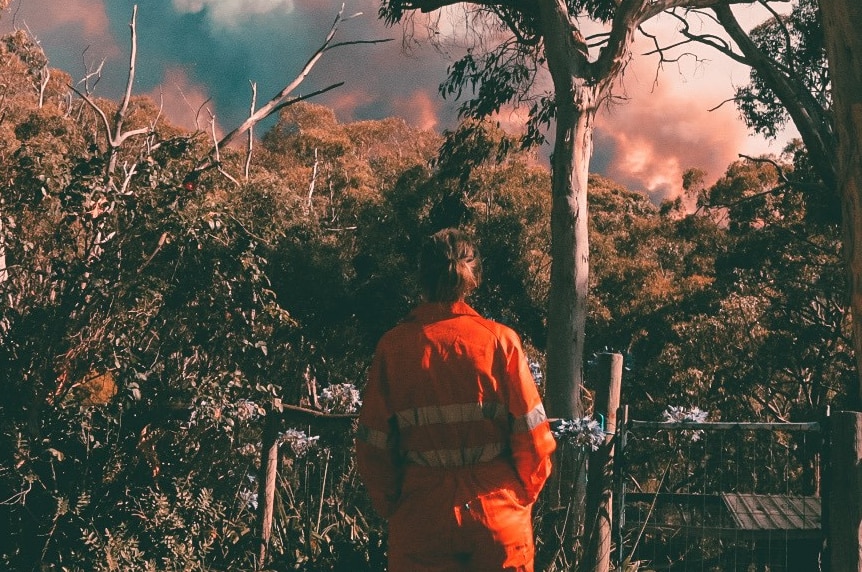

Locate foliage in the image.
[0,22,853,571]
[735,0,829,140]
[0,33,424,569]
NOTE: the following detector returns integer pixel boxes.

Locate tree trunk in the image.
[825,411,862,570]
[546,94,593,420]
[819,0,862,407]
[539,0,597,422]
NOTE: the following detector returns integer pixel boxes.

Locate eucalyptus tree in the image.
[819,0,862,406]
[379,0,789,420]
[679,0,862,405]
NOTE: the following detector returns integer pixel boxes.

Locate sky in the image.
[0,0,796,203]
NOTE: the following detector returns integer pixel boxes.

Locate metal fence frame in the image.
[614,408,827,571]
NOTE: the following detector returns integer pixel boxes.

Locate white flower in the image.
[662,405,708,424]
[278,428,319,458]
[239,488,258,510]
[553,416,606,451]
[528,359,544,386]
[319,383,362,414]
[662,405,708,442]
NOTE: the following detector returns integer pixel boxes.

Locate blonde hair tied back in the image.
[419,228,482,302]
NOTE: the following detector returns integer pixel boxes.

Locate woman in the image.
[356,228,556,571]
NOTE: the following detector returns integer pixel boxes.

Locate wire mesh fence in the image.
[615,416,824,572]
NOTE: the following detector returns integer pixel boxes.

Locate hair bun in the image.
[419,228,482,302]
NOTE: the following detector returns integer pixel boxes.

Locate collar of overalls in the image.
[408,300,480,323]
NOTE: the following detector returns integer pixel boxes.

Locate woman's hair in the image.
[419,228,482,302]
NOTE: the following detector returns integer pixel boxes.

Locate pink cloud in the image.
[2,0,119,59]
[324,88,377,122]
[592,8,798,202]
[148,67,221,136]
[391,90,440,132]
[595,40,753,201]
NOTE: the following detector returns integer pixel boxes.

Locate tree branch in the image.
[213,7,381,150]
[112,4,138,148]
[245,81,257,181]
[593,0,787,89]
[67,84,113,141]
[191,5,390,176]
[711,4,835,189]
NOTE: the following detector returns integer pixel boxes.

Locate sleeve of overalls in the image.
[504,332,557,504]
[355,345,402,518]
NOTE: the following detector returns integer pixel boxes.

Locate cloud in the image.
[5,0,112,38]
[325,88,377,122]
[148,67,220,135]
[171,0,296,27]
[4,0,795,202]
[391,90,440,132]
[1,0,121,75]
[592,13,771,202]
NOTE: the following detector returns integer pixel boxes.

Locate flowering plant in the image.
[528,359,544,386]
[552,416,606,451]
[319,383,362,414]
[279,428,320,458]
[662,405,708,442]
[662,405,708,424]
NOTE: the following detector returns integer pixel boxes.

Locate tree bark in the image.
[538,0,597,423]
[825,411,862,570]
[818,0,862,407]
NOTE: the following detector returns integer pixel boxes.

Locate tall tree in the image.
[679,0,862,405]
[818,0,862,406]
[379,0,785,421]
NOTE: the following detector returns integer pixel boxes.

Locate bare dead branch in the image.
[209,111,221,166]
[308,148,319,211]
[660,9,748,65]
[38,66,49,108]
[119,162,138,195]
[706,96,737,112]
[192,5,390,177]
[78,47,106,96]
[245,81,257,181]
[325,38,394,52]
[138,232,169,274]
[593,0,787,88]
[267,82,345,116]
[208,110,240,187]
[195,97,212,133]
[68,5,153,177]
[68,84,113,140]
[112,4,138,144]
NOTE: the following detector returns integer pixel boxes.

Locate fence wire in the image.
[616,418,823,572]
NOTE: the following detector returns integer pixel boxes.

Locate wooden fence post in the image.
[827,410,862,572]
[257,397,282,570]
[584,352,623,572]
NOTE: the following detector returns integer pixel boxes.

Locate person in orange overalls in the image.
[356,228,557,571]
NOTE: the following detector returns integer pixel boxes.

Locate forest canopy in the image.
[0,14,851,570]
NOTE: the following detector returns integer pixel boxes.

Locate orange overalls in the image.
[356,301,557,572]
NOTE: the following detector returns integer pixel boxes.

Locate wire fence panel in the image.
[616,418,824,572]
